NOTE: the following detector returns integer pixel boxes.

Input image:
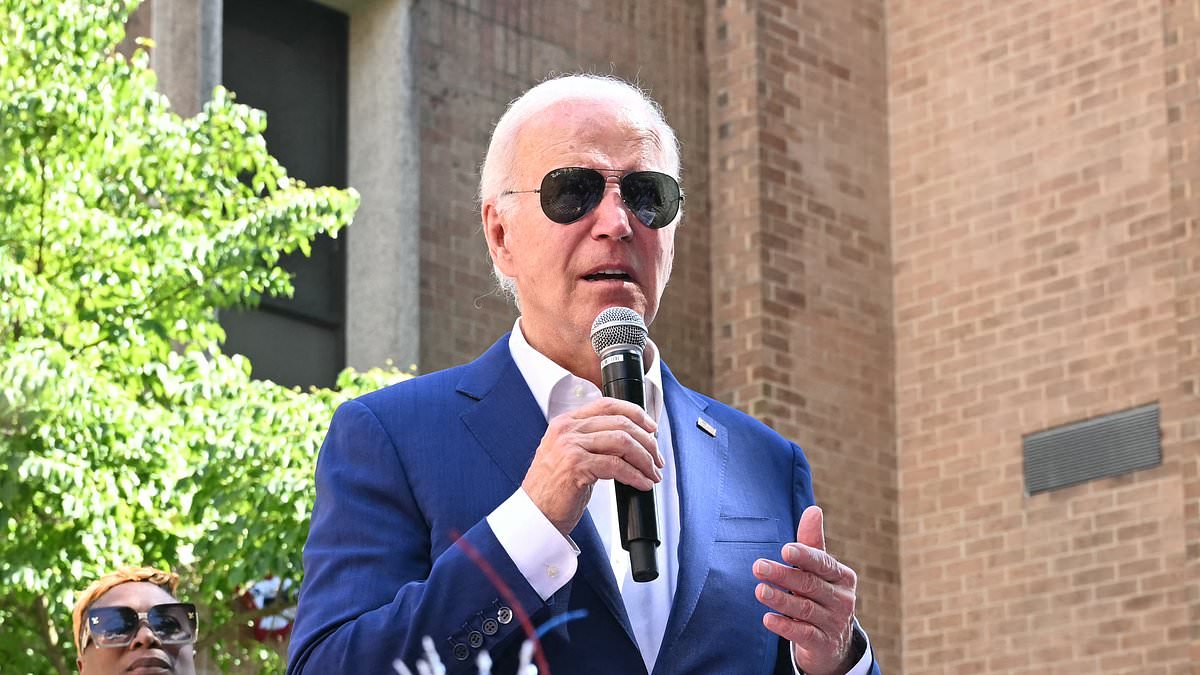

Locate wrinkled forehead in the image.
[514,100,669,178]
[90,581,177,612]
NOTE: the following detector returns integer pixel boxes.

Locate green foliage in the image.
[0,1,407,672]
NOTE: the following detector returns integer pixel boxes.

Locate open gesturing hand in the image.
[753,506,860,675]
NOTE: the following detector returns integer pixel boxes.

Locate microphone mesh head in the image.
[590,307,648,355]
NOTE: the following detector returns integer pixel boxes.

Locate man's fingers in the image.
[580,430,662,483]
[761,612,824,649]
[753,559,850,613]
[780,543,855,586]
[573,396,662,463]
[795,505,825,551]
[575,454,654,491]
[572,412,663,469]
[575,414,658,449]
[755,582,837,628]
[755,557,857,674]
[575,397,658,433]
[608,455,657,491]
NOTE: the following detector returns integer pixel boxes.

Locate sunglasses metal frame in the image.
[500,166,684,229]
[82,602,199,649]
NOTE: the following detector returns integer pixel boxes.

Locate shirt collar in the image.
[508,318,664,422]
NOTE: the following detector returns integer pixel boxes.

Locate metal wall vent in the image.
[1023,403,1161,495]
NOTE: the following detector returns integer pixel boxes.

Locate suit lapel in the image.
[656,366,728,671]
[457,335,638,649]
[457,337,546,489]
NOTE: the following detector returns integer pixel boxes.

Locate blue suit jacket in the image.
[288,336,880,674]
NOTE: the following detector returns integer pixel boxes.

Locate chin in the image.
[597,289,649,313]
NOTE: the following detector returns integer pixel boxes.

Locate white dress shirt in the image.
[487,319,872,675]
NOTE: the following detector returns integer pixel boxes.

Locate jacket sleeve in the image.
[286,399,547,674]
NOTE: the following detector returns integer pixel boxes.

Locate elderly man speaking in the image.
[288,75,880,675]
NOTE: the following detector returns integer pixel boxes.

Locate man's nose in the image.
[591,185,633,240]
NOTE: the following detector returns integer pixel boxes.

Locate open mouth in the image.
[583,269,633,282]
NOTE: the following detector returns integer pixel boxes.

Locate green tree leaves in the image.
[0,1,406,671]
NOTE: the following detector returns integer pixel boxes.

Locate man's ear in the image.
[77,654,84,673]
[482,201,515,276]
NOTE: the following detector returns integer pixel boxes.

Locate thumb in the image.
[795,505,825,551]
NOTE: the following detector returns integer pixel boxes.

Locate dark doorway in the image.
[220,0,349,388]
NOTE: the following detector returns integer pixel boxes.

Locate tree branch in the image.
[35,157,47,277]
[32,593,70,675]
[72,282,196,354]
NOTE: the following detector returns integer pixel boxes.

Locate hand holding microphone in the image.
[520,396,662,536]
[589,307,662,582]
[520,307,663,550]
[518,307,663,582]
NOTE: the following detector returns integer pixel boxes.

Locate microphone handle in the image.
[600,348,660,583]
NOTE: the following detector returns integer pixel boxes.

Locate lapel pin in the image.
[696,417,717,437]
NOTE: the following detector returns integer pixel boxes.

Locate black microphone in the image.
[590,306,660,583]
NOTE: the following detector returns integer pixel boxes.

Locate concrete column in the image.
[198,0,222,105]
[343,0,420,371]
[121,0,220,116]
[127,0,220,116]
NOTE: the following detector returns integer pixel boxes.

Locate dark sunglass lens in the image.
[621,172,680,229]
[88,607,138,646]
[540,168,605,224]
[150,604,197,644]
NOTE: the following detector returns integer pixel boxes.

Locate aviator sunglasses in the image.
[502,167,684,230]
[82,602,198,648]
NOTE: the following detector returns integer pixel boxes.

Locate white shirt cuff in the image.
[486,488,580,601]
[789,619,873,675]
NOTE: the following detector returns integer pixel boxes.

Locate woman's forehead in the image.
[92,581,176,609]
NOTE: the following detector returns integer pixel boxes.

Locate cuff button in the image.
[497,606,513,624]
[452,643,469,661]
[482,618,499,635]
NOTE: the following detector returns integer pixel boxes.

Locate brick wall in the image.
[1162,0,1200,666]
[890,0,1196,671]
[708,0,899,666]
[414,0,713,392]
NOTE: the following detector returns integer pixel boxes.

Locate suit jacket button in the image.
[452,643,469,661]
[497,606,513,624]
[482,618,499,635]
[468,631,484,648]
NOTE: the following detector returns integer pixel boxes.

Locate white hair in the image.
[479,74,682,305]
